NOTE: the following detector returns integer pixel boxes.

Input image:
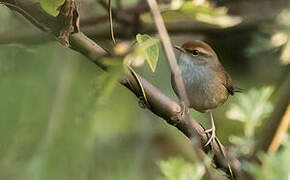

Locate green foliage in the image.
[141,0,241,28]
[158,86,287,180]
[247,9,290,64]
[0,1,289,180]
[0,44,144,180]
[94,61,124,104]
[136,34,160,72]
[247,35,274,57]
[225,86,290,179]
[244,138,290,180]
[158,157,205,180]
[226,87,274,154]
[226,87,274,137]
[0,6,13,32]
[39,0,65,16]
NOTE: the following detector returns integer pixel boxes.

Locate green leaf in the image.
[136,34,159,72]
[140,1,242,28]
[158,157,205,180]
[226,86,274,137]
[39,0,65,17]
[244,140,290,180]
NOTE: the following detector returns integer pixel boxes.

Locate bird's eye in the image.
[191,50,199,56]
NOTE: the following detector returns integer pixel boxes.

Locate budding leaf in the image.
[136,34,159,72]
[39,0,65,17]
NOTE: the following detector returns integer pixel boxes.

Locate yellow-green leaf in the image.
[136,34,159,72]
[141,1,242,28]
[39,0,65,17]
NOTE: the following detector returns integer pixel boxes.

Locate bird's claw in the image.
[203,112,217,147]
[204,114,216,147]
[204,128,213,133]
[204,126,216,147]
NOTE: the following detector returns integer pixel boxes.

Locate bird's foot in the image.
[204,126,216,147]
[204,112,216,147]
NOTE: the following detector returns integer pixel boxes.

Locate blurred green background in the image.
[0,0,289,179]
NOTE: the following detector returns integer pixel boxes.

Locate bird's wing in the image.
[214,64,240,96]
[223,71,235,95]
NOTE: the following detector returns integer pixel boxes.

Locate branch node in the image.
[57,0,80,46]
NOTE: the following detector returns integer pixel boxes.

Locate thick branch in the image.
[0,0,241,178]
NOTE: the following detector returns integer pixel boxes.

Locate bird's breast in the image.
[178,62,228,112]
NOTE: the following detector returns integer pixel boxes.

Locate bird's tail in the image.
[234,87,243,93]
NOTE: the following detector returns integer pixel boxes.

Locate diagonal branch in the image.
[0,0,241,178]
[146,0,190,107]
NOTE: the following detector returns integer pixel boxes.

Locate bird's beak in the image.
[174,45,185,53]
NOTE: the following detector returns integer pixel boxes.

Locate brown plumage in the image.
[172,40,241,146]
[181,40,217,57]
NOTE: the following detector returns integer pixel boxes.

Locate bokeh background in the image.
[0,0,289,179]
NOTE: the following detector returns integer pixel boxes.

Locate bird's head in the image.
[174,40,218,65]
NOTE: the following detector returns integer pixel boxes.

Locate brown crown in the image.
[181,40,216,57]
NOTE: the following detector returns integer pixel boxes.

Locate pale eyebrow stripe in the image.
[195,47,212,56]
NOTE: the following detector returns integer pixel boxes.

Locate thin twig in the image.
[97,0,131,26]
[268,105,290,153]
[108,0,116,45]
[145,0,189,107]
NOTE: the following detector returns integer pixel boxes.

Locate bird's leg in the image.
[204,112,216,147]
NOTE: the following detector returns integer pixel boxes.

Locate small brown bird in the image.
[172,40,241,146]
